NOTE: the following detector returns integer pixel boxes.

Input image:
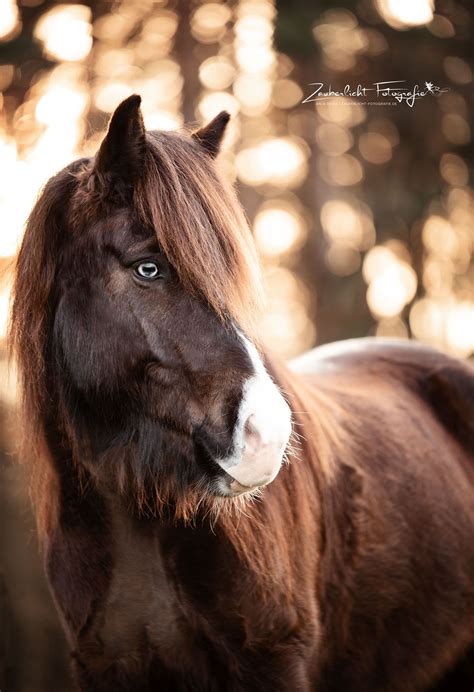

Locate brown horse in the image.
[9,95,474,691]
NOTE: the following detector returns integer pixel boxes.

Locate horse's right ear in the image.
[192,111,230,158]
[94,94,146,187]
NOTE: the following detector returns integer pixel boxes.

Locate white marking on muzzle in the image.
[217,334,292,495]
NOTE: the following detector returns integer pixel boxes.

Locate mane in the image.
[8,123,343,600]
[9,165,80,535]
[9,126,266,533]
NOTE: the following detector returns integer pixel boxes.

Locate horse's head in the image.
[12,95,292,513]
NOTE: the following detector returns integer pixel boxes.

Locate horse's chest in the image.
[88,514,199,673]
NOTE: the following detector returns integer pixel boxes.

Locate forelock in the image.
[133,130,263,336]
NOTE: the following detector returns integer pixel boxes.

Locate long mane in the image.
[8,129,268,530]
[9,165,82,534]
[8,125,349,598]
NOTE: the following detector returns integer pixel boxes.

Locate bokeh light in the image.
[375,0,434,30]
[363,245,417,318]
[0,0,473,366]
[236,136,308,188]
[254,200,307,257]
[34,5,93,62]
[0,0,20,41]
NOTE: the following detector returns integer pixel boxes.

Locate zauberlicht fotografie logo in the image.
[302,80,449,108]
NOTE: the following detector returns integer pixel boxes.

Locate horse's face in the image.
[52,96,291,501]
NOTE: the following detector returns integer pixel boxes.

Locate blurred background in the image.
[0,0,472,689]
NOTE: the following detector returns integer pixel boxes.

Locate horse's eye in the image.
[134,261,160,280]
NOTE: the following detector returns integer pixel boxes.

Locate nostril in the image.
[244,414,257,435]
[244,414,265,452]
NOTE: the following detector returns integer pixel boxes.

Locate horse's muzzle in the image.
[217,372,292,495]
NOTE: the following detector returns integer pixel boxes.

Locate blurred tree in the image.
[275,0,473,344]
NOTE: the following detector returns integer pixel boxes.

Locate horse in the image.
[9,94,474,691]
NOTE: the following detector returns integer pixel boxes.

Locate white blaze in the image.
[217,334,292,495]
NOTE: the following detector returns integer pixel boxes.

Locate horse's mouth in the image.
[194,442,269,497]
[214,471,260,497]
[228,478,259,495]
[214,465,279,497]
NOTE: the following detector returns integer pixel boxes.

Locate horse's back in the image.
[290,337,474,453]
[290,336,472,381]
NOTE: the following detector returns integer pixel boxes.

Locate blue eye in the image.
[134,261,160,280]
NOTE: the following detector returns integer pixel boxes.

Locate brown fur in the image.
[9,97,474,691]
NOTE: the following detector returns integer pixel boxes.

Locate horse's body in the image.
[10,97,474,691]
[51,339,474,692]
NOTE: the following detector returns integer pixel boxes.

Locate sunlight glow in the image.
[254,203,306,257]
[191,3,232,43]
[198,91,240,121]
[410,298,474,357]
[320,198,375,251]
[95,82,134,113]
[262,267,315,358]
[199,57,236,90]
[375,0,434,30]
[2,0,470,365]
[236,137,308,188]
[34,5,93,62]
[36,86,88,126]
[364,245,417,319]
[228,0,315,357]
[233,74,272,116]
[442,114,471,146]
[445,302,474,356]
[0,0,20,41]
[422,215,458,259]
[0,64,88,265]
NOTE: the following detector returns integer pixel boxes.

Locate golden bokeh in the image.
[0,0,473,364]
[375,0,434,30]
[34,5,93,62]
[0,0,21,41]
[254,200,307,258]
[363,245,417,319]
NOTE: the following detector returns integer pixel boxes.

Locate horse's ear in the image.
[192,111,230,158]
[94,94,146,186]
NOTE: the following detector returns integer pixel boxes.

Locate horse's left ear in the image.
[94,94,146,186]
[192,111,230,158]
